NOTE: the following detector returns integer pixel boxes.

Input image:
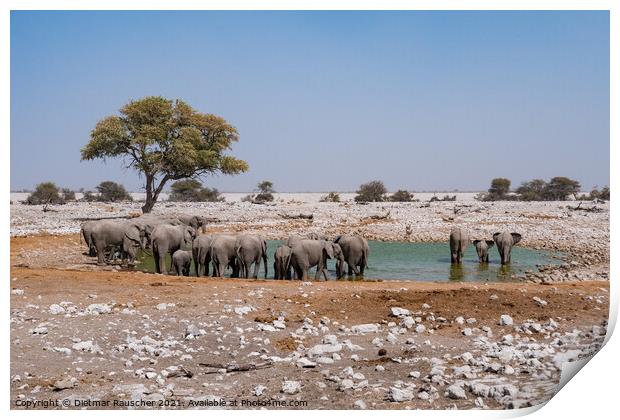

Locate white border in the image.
[2,2,616,420]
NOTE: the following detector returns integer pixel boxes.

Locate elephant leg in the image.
[252,259,260,279]
[348,264,353,276]
[95,241,107,265]
[217,262,226,277]
[274,262,280,279]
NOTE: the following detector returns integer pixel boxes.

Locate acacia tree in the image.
[81,96,248,213]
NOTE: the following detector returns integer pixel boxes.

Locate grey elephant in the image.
[449,227,471,264]
[210,234,240,278]
[235,234,268,279]
[80,220,98,257]
[473,239,495,263]
[290,240,344,281]
[274,244,293,280]
[176,214,206,231]
[90,220,150,266]
[493,232,522,265]
[192,235,215,277]
[286,233,324,248]
[151,224,196,274]
[333,234,369,278]
[171,249,192,276]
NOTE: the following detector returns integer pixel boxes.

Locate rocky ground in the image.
[9,199,610,410]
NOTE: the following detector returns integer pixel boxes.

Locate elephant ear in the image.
[125,224,141,244]
[324,243,335,259]
[492,232,501,242]
[486,240,495,248]
[472,239,481,246]
[511,233,522,245]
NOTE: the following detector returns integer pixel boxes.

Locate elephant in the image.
[171,249,192,276]
[192,235,215,277]
[235,234,268,279]
[333,234,369,278]
[290,240,344,281]
[80,220,98,257]
[274,244,293,280]
[90,220,150,266]
[176,214,206,231]
[210,235,240,278]
[151,224,197,274]
[473,239,495,263]
[493,232,522,265]
[286,233,324,248]
[449,227,471,264]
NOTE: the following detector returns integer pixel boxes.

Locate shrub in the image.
[81,191,98,202]
[542,177,581,201]
[389,190,414,202]
[253,180,275,203]
[169,179,224,202]
[26,182,64,205]
[486,178,511,200]
[515,179,547,201]
[320,192,341,202]
[96,181,132,202]
[355,180,387,202]
[61,188,76,202]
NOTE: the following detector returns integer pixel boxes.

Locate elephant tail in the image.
[262,240,268,278]
[235,244,245,277]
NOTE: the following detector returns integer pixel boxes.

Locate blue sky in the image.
[11,11,609,192]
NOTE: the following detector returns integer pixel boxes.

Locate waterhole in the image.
[134,240,562,282]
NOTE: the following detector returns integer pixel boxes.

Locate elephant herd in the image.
[80,214,369,281]
[450,227,522,265]
[80,214,522,280]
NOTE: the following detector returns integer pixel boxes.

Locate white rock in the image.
[499,315,513,326]
[49,304,65,315]
[446,384,467,399]
[353,399,367,409]
[415,324,426,334]
[86,303,112,315]
[281,380,301,395]
[254,385,267,396]
[389,387,414,402]
[234,306,253,315]
[533,297,548,306]
[352,324,379,334]
[390,307,411,317]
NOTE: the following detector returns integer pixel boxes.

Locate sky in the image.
[10,11,609,192]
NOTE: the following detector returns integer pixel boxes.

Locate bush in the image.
[253,180,275,203]
[96,181,132,202]
[169,179,224,202]
[430,194,456,202]
[320,192,341,202]
[61,188,76,202]
[515,179,546,201]
[389,190,414,202]
[577,186,610,201]
[81,191,98,202]
[355,180,387,202]
[486,178,511,200]
[542,177,581,201]
[26,182,65,205]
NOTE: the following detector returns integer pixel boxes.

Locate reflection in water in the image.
[135,240,562,282]
[449,263,464,281]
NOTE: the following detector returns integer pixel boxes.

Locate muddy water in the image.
[135,240,562,282]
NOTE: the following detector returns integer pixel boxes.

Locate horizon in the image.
[11,11,610,192]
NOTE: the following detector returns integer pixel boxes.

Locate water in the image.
[135,240,563,282]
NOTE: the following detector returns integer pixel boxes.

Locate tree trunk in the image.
[142,174,155,213]
[141,174,169,214]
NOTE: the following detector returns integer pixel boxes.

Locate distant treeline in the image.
[476,177,609,202]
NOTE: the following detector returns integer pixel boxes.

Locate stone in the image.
[409,371,420,378]
[86,303,112,315]
[339,379,355,391]
[353,399,367,409]
[401,317,415,329]
[296,358,317,368]
[389,387,414,402]
[352,324,379,334]
[415,324,426,334]
[462,328,473,336]
[446,384,467,399]
[273,320,286,329]
[234,306,253,315]
[390,307,411,317]
[281,380,301,395]
[254,385,267,396]
[499,315,513,326]
[53,377,76,391]
[49,304,65,315]
[307,343,343,358]
[533,297,548,307]
[185,324,203,338]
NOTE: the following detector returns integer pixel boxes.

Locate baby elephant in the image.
[171,250,193,276]
[472,239,495,263]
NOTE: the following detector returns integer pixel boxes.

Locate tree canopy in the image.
[96,181,133,202]
[169,179,224,202]
[355,180,387,202]
[81,96,248,212]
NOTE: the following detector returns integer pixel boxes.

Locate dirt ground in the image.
[10,234,610,410]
